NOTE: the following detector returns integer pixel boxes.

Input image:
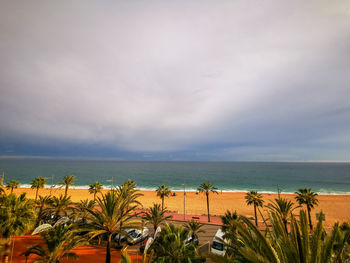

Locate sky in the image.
[0,0,350,161]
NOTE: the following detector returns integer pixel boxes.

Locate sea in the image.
[0,159,349,195]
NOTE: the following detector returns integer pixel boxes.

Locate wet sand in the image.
[9,187,350,227]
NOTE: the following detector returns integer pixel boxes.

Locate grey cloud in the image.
[0,0,350,160]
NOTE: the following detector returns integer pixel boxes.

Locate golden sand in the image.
[8,188,350,227]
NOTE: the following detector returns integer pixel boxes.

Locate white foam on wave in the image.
[15,185,350,195]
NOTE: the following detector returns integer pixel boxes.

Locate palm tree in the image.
[61,174,75,197]
[151,223,203,263]
[50,195,72,222]
[116,180,143,207]
[82,191,141,263]
[221,210,239,239]
[142,204,172,232]
[184,220,205,241]
[25,224,86,263]
[245,190,264,226]
[88,181,103,201]
[74,199,95,224]
[31,176,47,201]
[197,181,218,222]
[35,195,53,227]
[156,184,171,210]
[295,188,319,230]
[265,198,298,233]
[6,180,20,194]
[0,193,35,263]
[217,210,350,263]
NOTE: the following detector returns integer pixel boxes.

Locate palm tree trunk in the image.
[254,204,258,226]
[206,192,210,222]
[35,187,39,201]
[283,219,288,233]
[10,187,13,194]
[106,236,111,263]
[162,197,164,211]
[65,185,68,197]
[307,206,313,230]
[3,255,8,263]
[118,222,123,246]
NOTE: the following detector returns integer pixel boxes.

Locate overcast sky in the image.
[0,0,350,161]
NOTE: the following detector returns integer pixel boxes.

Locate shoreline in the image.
[14,185,350,195]
[6,187,350,228]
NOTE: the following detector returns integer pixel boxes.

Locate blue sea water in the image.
[0,159,349,194]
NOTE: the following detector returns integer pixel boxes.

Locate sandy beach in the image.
[8,187,350,228]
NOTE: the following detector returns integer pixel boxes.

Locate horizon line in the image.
[0,155,349,163]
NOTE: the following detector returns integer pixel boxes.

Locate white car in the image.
[211,229,227,256]
[127,227,150,244]
[115,227,149,245]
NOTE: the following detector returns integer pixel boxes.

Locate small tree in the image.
[245,190,264,226]
[82,191,141,263]
[0,193,35,263]
[143,204,172,232]
[295,188,319,230]
[88,181,103,201]
[156,184,171,210]
[184,220,205,241]
[35,195,53,227]
[6,180,20,194]
[197,181,218,222]
[25,224,86,263]
[31,176,47,201]
[50,195,73,222]
[266,198,298,233]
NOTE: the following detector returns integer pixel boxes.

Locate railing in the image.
[198,240,211,255]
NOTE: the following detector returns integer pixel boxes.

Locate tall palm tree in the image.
[197,181,218,222]
[142,204,172,232]
[31,176,47,201]
[156,184,171,210]
[61,174,75,197]
[151,223,203,263]
[116,180,143,207]
[245,190,264,226]
[184,220,205,241]
[266,198,298,233]
[25,224,86,263]
[295,188,319,230]
[0,193,35,263]
[6,180,20,194]
[88,181,103,201]
[82,191,141,263]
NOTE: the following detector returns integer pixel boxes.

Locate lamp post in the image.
[182,183,186,221]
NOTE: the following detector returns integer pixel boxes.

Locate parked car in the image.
[127,227,149,245]
[114,227,149,245]
[211,229,227,256]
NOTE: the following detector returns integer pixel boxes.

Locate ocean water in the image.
[0,159,349,194]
